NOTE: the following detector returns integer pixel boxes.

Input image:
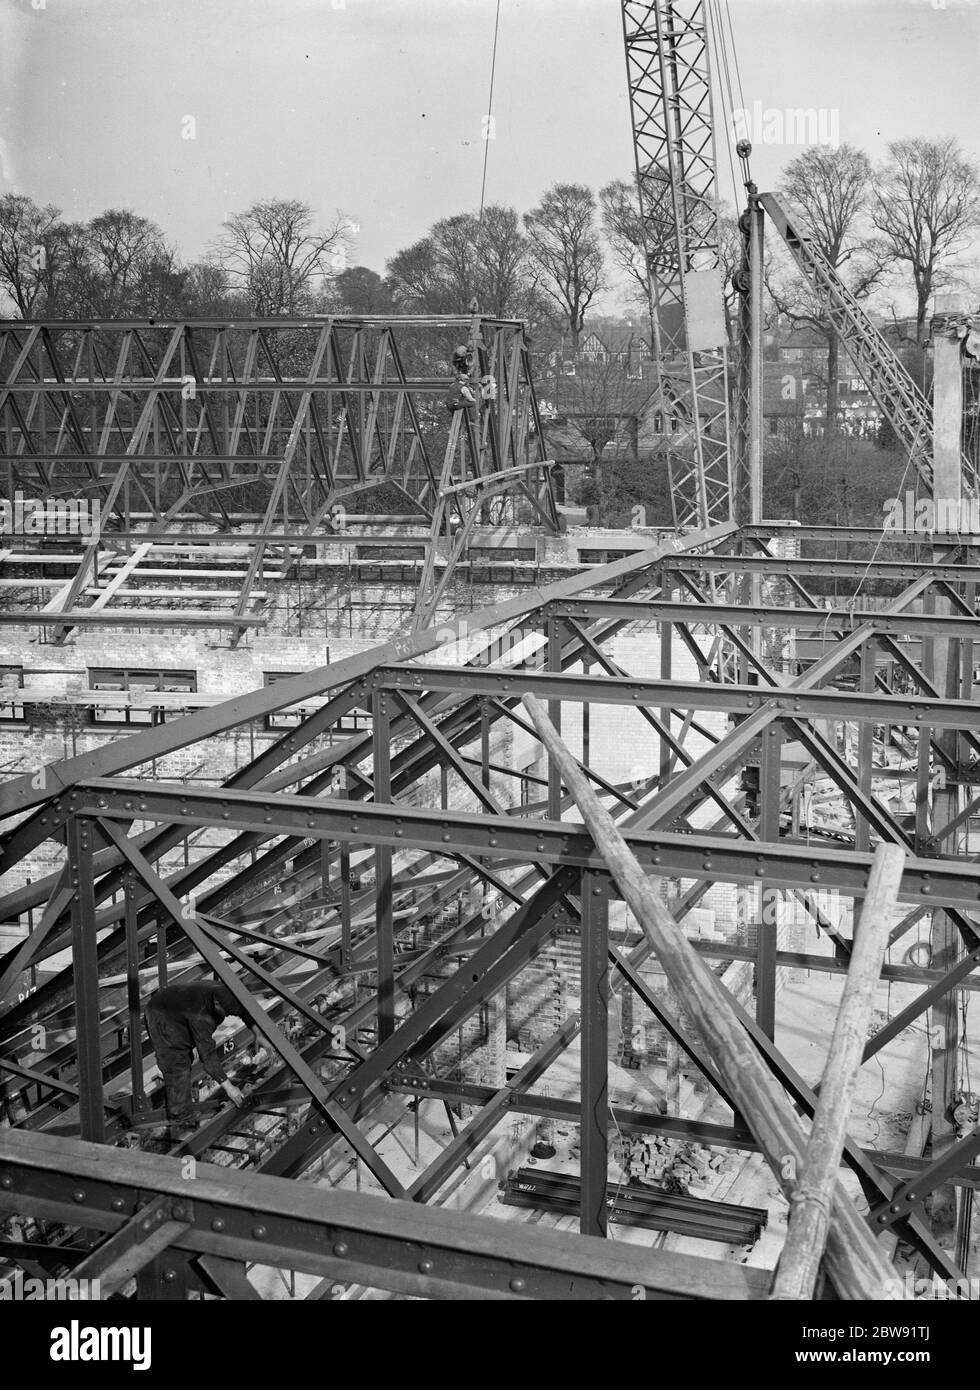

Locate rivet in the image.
[163,1269,177,1283]
[211,1217,225,1232]
[72,1189,86,1203]
[111,1196,125,1211]
[253,1225,267,1239]
[0,1175,11,1189]
[418,1259,433,1274]
[333,1242,349,1257]
[509,1277,526,1292]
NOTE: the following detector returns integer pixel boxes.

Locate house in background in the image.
[768,324,881,438]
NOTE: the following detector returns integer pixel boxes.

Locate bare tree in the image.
[387,205,540,317]
[216,198,351,314]
[0,194,62,317]
[552,347,659,472]
[599,177,649,304]
[524,183,605,350]
[768,145,878,431]
[871,138,980,345]
[83,209,184,317]
[475,205,542,318]
[386,235,448,312]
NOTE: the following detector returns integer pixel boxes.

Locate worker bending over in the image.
[145,979,247,1133]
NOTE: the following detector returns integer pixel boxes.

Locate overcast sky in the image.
[1,0,978,311]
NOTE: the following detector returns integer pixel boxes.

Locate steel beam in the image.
[0,1129,769,1300]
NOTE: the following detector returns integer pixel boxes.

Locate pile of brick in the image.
[617,1135,739,1193]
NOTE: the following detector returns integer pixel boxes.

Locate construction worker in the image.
[145,979,248,1133]
[451,344,473,375]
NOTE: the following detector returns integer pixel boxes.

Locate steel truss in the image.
[0,315,559,638]
[1,522,979,1297]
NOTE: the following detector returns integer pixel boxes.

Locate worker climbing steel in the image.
[145,979,248,1137]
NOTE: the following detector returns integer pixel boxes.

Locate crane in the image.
[620,1,978,529]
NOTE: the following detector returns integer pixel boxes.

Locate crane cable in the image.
[478,0,503,226]
[707,0,751,204]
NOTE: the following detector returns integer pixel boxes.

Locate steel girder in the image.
[0,1130,770,1300]
[1,523,979,1294]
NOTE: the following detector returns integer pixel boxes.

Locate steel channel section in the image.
[68,782,980,908]
[394,1076,759,1150]
[376,665,980,731]
[372,691,396,1042]
[0,1130,770,1300]
[867,1128,980,1232]
[549,597,980,639]
[580,871,610,1237]
[756,723,782,1040]
[66,816,105,1143]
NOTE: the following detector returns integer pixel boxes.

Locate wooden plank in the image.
[520,692,898,1301]
[770,843,904,1300]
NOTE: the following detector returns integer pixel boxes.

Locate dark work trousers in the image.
[146,1008,194,1122]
